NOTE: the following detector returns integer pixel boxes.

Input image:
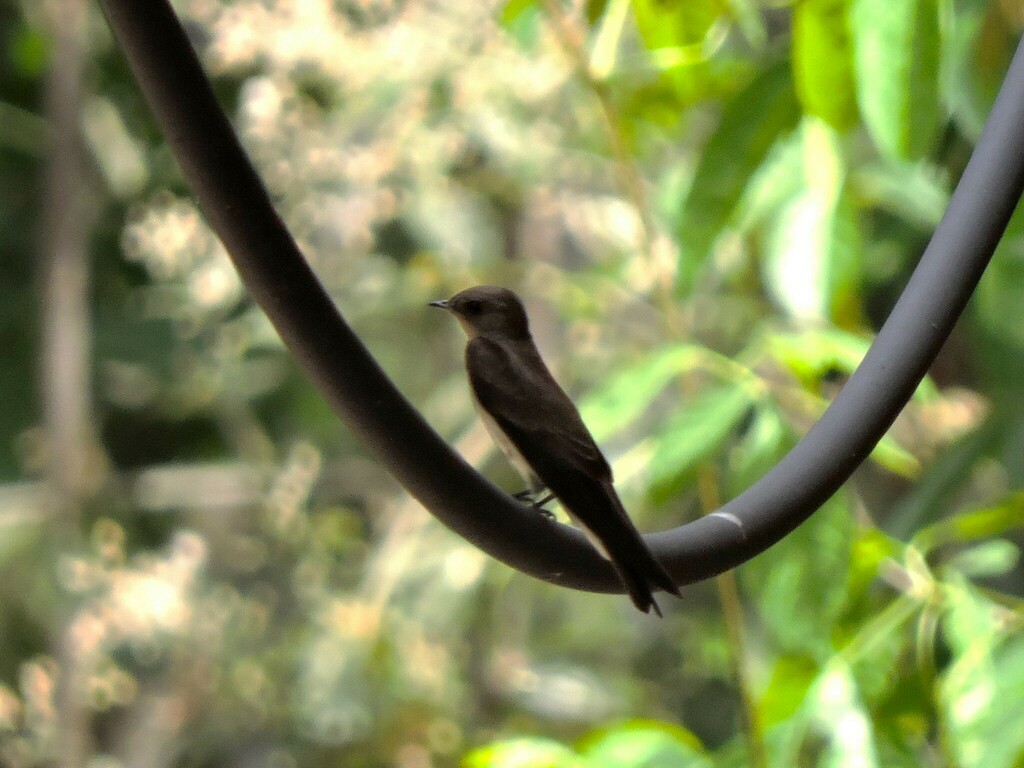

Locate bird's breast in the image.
[471,392,543,493]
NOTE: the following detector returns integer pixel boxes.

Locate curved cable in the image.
[97,0,1024,593]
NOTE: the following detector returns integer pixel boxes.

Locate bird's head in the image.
[430,285,531,340]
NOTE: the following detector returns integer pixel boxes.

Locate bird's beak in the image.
[429,299,449,309]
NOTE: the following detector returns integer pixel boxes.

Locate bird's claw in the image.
[532,492,555,509]
[513,490,556,519]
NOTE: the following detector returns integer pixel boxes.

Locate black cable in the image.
[97,0,1024,593]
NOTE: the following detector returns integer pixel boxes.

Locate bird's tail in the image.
[573,479,682,616]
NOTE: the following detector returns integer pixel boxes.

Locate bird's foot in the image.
[532,492,555,510]
[513,489,556,518]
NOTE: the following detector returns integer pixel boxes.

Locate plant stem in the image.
[697,465,768,768]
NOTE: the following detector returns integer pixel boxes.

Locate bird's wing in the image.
[466,336,610,481]
[467,337,681,613]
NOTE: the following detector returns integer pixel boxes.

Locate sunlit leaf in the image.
[938,2,990,140]
[760,118,848,322]
[676,61,800,287]
[846,528,901,603]
[580,719,709,768]
[851,0,941,160]
[463,738,586,768]
[945,539,1020,578]
[741,494,855,658]
[725,0,766,50]
[852,159,950,229]
[792,0,858,129]
[579,345,707,441]
[840,596,917,704]
[501,0,536,24]
[767,327,937,401]
[631,0,728,49]
[912,492,1024,553]
[869,435,920,479]
[630,0,739,106]
[808,660,880,767]
[950,635,1024,768]
[644,382,755,502]
[759,655,818,727]
[763,328,924,478]
[939,579,1024,768]
[500,0,542,46]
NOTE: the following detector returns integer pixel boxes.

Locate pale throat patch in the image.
[456,316,479,338]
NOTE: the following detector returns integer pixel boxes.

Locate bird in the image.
[430,285,681,615]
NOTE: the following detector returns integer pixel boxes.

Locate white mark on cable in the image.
[710,511,746,540]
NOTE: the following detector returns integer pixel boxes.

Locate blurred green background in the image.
[2,0,1024,766]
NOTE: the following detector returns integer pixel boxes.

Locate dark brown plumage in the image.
[431,285,681,615]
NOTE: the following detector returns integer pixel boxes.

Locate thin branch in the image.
[41,0,95,507]
[697,467,766,768]
[41,0,96,766]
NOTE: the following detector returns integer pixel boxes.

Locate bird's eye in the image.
[464,300,483,315]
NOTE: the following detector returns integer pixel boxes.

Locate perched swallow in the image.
[431,285,681,615]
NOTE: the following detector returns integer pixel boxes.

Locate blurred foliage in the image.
[1,0,1024,766]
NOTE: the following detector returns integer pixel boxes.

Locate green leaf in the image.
[939,580,1024,768]
[585,0,610,25]
[768,328,938,402]
[851,0,941,160]
[579,345,706,442]
[808,661,880,767]
[953,636,1024,768]
[736,118,864,324]
[733,126,805,232]
[631,0,728,49]
[580,720,709,768]
[741,494,855,659]
[759,118,849,322]
[463,738,585,768]
[846,528,901,604]
[841,596,918,703]
[764,327,925,478]
[912,492,1024,553]
[499,0,541,46]
[725,402,786,497]
[852,160,950,229]
[938,2,989,141]
[629,0,739,107]
[768,327,871,385]
[942,576,1004,657]
[869,435,920,479]
[946,539,1020,578]
[645,383,755,502]
[9,24,49,77]
[676,61,800,287]
[500,0,535,24]
[977,228,1024,353]
[792,0,858,129]
[825,192,864,325]
[759,655,819,727]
